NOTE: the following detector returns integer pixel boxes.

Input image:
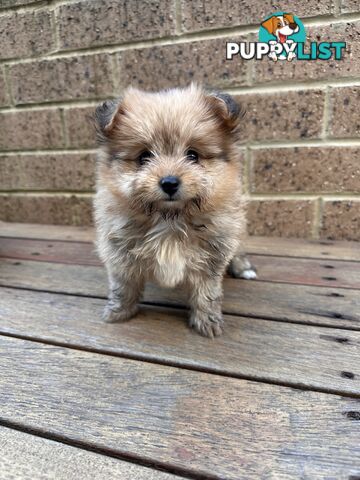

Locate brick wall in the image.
[0,0,359,240]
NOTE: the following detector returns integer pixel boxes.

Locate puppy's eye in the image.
[138,150,153,166]
[186,149,199,163]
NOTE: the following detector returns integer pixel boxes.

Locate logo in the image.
[226,12,346,62]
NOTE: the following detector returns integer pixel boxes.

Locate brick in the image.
[236,90,324,143]
[57,0,175,51]
[64,106,96,148]
[9,54,116,105]
[0,154,96,191]
[0,194,93,225]
[321,200,360,240]
[248,200,315,238]
[0,109,64,150]
[181,0,332,33]
[251,147,360,193]
[340,0,359,13]
[0,69,10,106]
[329,86,360,138]
[254,22,360,83]
[0,10,54,60]
[120,37,249,90]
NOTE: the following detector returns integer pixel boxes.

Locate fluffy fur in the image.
[94,84,255,338]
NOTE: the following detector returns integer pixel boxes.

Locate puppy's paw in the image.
[228,256,257,280]
[189,311,224,338]
[237,267,257,280]
[102,304,138,324]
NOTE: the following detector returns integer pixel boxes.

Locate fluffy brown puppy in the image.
[94,84,256,338]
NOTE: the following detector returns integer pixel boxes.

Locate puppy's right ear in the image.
[94,98,123,143]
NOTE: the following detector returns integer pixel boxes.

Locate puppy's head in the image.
[95,84,244,217]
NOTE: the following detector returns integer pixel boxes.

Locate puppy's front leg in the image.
[188,274,224,338]
[103,266,144,324]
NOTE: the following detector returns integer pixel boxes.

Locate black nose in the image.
[159,176,180,196]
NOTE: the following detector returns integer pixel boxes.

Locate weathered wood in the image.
[245,236,360,262]
[1,258,359,329]
[1,286,359,395]
[0,222,94,243]
[1,336,359,480]
[1,237,360,289]
[0,426,176,480]
[1,221,360,261]
[0,237,99,266]
[252,254,360,289]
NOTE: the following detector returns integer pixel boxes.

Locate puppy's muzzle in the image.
[159,176,181,198]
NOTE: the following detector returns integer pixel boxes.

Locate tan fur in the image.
[94,84,254,337]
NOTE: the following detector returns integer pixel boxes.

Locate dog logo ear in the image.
[261,16,277,34]
[284,13,295,24]
[94,98,124,142]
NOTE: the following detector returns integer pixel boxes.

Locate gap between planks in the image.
[1,237,360,290]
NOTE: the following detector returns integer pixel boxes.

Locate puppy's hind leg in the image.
[228,248,257,280]
[103,264,144,324]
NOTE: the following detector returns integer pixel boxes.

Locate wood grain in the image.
[0,426,177,480]
[1,221,360,261]
[1,258,359,329]
[0,222,94,243]
[0,237,99,266]
[1,286,359,395]
[1,237,360,289]
[1,335,359,480]
[245,236,360,262]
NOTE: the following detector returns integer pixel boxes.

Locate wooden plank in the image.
[1,286,359,395]
[0,222,94,243]
[1,221,360,261]
[251,254,360,289]
[244,236,360,262]
[1,237,360,289]
[1,336,359,480]
[1,258,359,330]
[0,426,177,480]
[0,237,98,266]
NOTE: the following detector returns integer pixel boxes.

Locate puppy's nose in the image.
[159,176,180,196]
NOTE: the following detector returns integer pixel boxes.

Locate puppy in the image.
[94,84,256,338]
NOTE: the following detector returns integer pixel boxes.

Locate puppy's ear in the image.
[207,91,245,133]
[94,98,123,143]
[284,13,295,24]
[261,16,277,34]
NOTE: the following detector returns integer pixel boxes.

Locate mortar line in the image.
[2,10,360,67]
[2,138,360,155]
[321,86,331,140]
[333,0,341,16]
[1,191,359,200]
[0,149,97,156]
[59,108,68,148]
[174,0,182,35]
[1,78,360,114]
[2,65,14,107]
[247,193,360,200]
[312,197,322,239]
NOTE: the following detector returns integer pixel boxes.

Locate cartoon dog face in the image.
[261,13,299,43]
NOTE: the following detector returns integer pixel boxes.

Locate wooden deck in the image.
[0,221,359,479]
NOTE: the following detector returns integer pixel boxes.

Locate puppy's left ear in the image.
[94,98,123,144]
[207,91,245,133]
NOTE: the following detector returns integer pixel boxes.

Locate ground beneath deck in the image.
[0,222,359,479]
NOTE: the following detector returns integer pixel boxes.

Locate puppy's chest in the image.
[135,221,205,287]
